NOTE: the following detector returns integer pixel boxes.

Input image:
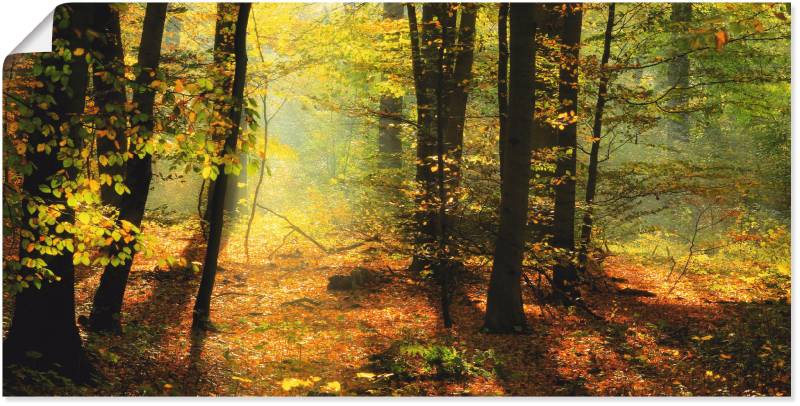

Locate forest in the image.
[1,1,791,397]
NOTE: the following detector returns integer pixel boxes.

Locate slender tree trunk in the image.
[667,3,691,141]
[578,3,615,268]
[551,3,583,302]
[497,3,508,180]
[193,3,251,331]
[88,3,168,333]
[4,4,95,383]
[92,4,128,208]
[378,2,404,168]
[484,3,537,334]
[443,3,477,187]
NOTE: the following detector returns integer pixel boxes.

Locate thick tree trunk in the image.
[667,3,691,141]
[193,3,251,331]
[484,3,536,334]
[4,4,95,383]
[378,2,404,168]
[578,3,615,268]
[551,3,583,302]
[92,4,128,208]
[497,3,508,180]
[88,3,168,334]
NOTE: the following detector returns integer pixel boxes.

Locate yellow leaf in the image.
[280,377,312,391]
[322,381,341,393]
[73,48,85,56]
[356,372,375,379]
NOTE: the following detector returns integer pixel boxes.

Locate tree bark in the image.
[378,2,404,168]
[192,3,251,331]
[497,3,508,180]
[88,3,168,334]
[484,3,536,334]
[551,3,583,302]
[578,3,615,268]
[4,4,95,383]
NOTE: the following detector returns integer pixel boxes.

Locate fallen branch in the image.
[256,204,381,255]
[256,204,329,253]
[268,229,296,260]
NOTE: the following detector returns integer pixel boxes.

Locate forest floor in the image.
[5,221,791,396]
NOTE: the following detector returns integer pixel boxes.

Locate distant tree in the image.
[192,2,251,331]
[666,3,692,142]
[484,3,536,333]
[3,4,97,382]
[88,3,169,333]
[378,2,404,168]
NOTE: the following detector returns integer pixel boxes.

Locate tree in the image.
[484,3,536,334]
[87,3,169,333]
[90,4,128,208]
[408,3,476,273]
[666,3,692,142]
[578,3,615,269]
[3,4,97,382]
[377,2,404,169]
[408,3,441,272]
[192,2,251,331]
[497,3,508,180]
[407,3,477,327]
[550,3,582,302]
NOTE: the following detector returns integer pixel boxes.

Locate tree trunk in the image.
[497,3,508,180]
[484,3,537,334]
[551,3,583,302]
[443,3,477,187]
[408,4,439,271]
[92,4,128,208]
[4,4,95,383]
[530,3,564,241]
[378,2,404,168]
[192,3,251,331]
[88,3,168,334]
[667,3,691,141]
[578,3,615,268]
